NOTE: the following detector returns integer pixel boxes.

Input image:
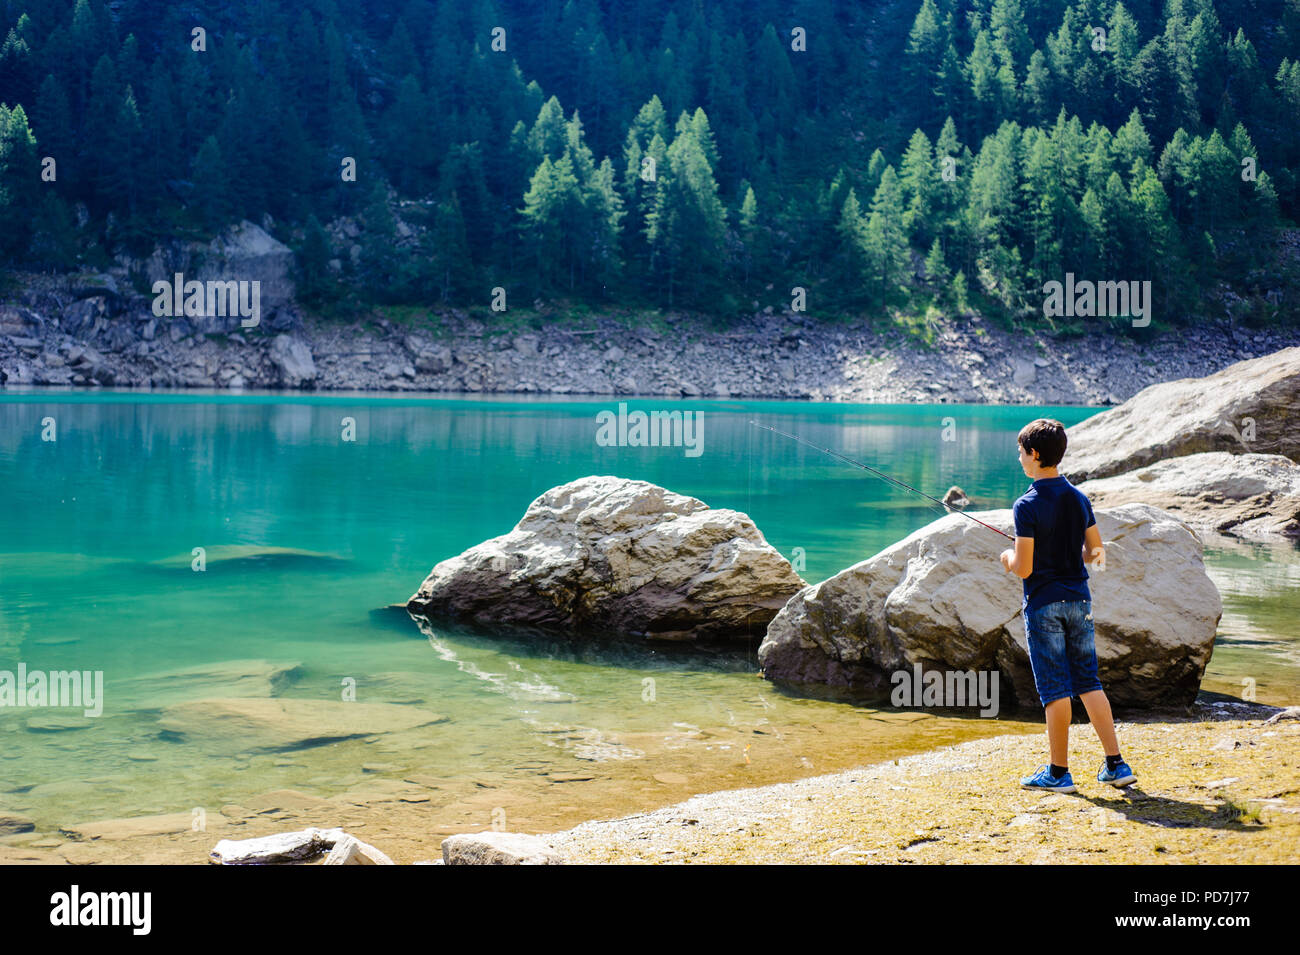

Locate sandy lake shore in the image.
[543,704,1300,865]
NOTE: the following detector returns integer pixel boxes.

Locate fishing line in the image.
[748,420,1014,542]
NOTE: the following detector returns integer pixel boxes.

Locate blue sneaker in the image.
[1020,764,1077,793]
[1097,760,1137,787]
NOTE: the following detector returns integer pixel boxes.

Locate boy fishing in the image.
[999,418,1136,793]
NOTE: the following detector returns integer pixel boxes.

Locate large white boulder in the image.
[1062,347,1300,481]
[757,503,1222,710]
[1077,452,1300,539]
[406,476,806,642]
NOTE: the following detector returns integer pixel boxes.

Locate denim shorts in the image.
[1024,598,1102,706]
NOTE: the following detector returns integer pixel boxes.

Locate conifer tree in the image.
[864,166,909,304]
[0,103,38,257]
[646,115,728,307]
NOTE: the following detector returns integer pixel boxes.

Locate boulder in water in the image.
[941,485,970,510]
[322,834,396,865]
[406,476,806,642]
[757,503,1222,710]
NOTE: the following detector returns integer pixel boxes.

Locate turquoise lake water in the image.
[0,392,1295,843]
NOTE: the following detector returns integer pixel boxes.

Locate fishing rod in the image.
[749,420,1014,541]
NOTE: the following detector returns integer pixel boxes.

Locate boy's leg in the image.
[1024,601,1074,768]
[1080,690,1119,756]
[1045,696,1072,765]
[1064,600,1120,756]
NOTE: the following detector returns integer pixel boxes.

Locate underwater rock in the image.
[157,698,447,753]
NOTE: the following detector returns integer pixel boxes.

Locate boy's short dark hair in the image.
[1018,418,1067,468]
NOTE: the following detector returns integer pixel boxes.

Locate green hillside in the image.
[0,0,1296,326]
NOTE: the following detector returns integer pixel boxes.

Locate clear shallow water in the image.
[1199,532,1300,702]
[0,393,1295,843]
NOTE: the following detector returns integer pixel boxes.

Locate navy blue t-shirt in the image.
[1012,475,1096,613]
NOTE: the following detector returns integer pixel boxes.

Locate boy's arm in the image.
[1079,492,1103,569]
[1002,497,1034,577]
[1000,536,1034,578]
[1082,523,1105,569]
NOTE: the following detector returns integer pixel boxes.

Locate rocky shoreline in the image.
[3,269,1298,405]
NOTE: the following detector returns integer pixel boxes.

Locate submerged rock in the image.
[119,659,304,707]
[147,545,346,571]
[61,812,199,842]
[239,789,335,815]
[157,698,447,753]
[24,714,93,732]
[757,503,1221,710]
[441,831,564,865]
[1077,452,1300,539]
[0,813,35,835]
[1063,347,1300,481]
[406,475,806,642]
